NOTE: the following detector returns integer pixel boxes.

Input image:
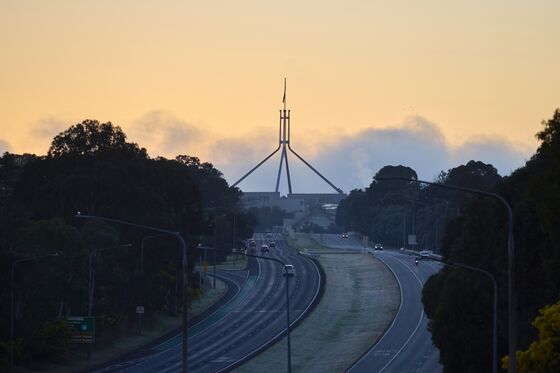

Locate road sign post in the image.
[136,306,144,335]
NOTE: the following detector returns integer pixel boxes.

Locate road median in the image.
[236,233,400,372]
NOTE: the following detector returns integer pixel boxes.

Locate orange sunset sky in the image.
[1,1,559,192]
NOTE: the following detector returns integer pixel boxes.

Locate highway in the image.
[312,233,443,373]
[94,233,322,373]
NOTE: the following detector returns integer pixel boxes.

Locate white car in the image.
[261,244,269,253]
[283,264,295,276]
[419,250,432,258]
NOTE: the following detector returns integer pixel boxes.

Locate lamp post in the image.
[375,176,516,373]
[76,213,190,373]
[10,253,60,373]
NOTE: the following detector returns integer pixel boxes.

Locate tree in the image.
[48,119,146,158]
[422,109,560,372]
[502,300,560,372]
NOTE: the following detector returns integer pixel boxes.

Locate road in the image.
[311,233,443,373]
[94,233,322,373]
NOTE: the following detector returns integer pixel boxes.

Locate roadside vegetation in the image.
[0,119,255,371]
[336,109,560,372]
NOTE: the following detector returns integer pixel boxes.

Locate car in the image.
[341,233,349,238]
[249,239,256,248]
[266,233,273,239]
[261,244,269,253]
[419,250,432,259]
[374,243,384,251]
[269,241,276,248]
[283,264,295,276]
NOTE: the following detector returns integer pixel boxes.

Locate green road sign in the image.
[67,316,95,344]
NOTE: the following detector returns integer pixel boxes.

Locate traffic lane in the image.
[191,234,320,372]
[210,234,321,372]
[126,256,276,372]
[92,267,248,373]
[188,258,285,372]
[348,251,424,373]
[375,252,442,373]
[100,234,321,373]
[100,257,266,373]
[188,255,290,371]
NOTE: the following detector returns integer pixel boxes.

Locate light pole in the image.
[375,176,516,373]
[76,213,190,373]
[429,257,498,373]
[10,253,60,373]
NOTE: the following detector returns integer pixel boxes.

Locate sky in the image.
[1,1,558,194]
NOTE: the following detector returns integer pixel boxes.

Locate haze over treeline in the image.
[2,114,532,195]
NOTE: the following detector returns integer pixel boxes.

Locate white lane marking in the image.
[376,254,430,373]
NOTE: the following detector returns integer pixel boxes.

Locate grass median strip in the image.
[236,234,399,373]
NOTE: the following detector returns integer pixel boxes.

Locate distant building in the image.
[241,192,305,213]
[240,191,346,214]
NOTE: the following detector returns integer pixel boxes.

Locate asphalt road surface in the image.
[94,233,322,373]
[311,233,443,373]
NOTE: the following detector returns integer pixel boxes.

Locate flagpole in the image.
[283,77,286,111]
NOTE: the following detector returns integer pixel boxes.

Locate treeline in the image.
[336,110,560,372]
[0,120,254,369]
[336,161,501,249]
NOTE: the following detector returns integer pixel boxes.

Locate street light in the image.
[10,252,60,373]
[428,256,498,373]
[375,176,516,373]
[76,213,190,373]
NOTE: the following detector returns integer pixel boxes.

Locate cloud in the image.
[64,110,531,195]
[25,116,74,154]
[127,111,206,158]
[451,136,531,176]
[215,116,534,194]
[31,116,72,140]
[0,139,11,154]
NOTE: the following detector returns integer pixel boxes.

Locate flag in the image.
[282,78,286,103]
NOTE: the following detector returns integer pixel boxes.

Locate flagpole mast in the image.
[233,78,344,194]
[277,78,292,193]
